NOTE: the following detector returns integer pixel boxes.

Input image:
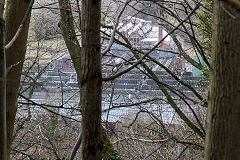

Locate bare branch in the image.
[102,0,130,56]
[5,0,34,50]
[18,94,80,122]
[69,134,82,160]
[113,137,168,144]
[102,3,201,81]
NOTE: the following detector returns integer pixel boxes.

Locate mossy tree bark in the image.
[81,0,103,159]
[204,1,240,159]
[5,0,31,159]
[58,1,118,159]
[58,0,81,80]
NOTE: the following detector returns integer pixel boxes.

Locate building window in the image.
[130,37,140,43]
[49,63,54,70]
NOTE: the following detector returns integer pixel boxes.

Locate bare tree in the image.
[8,0,214,159]
[58,0,208,159]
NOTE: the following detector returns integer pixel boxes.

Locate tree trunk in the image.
[204,1,240,159]
[5,0,31,159]
[80,0,103,159]
[58,0,81,80]
[0,3,7,159]
[59,1,118,159]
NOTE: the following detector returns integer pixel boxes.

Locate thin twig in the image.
[18,94,80,122]
[102,3,200,81]
[102,0,130,56]
[176,147,188,160]
[69,133,82,160]
[144,141,168,159]
[113,137,168,144]
[11,148,35,160]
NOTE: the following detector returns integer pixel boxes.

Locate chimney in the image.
[158,25,163,42]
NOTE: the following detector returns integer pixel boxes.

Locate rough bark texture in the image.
[204,1,240,159]
[81,0,103,159]
[0,13,7,160]
[58,0,81,80]
[5,0,31,159]
[59,1,117,159]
